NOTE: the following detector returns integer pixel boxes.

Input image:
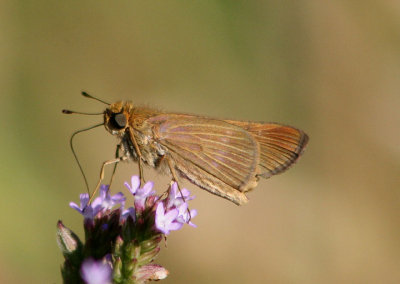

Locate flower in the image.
[69,193,103,220]
[80,258,112,284]
[125,176,156,211]
[99,185,125,210]
[164,183,197,227]
[134,181,156,210]
[70,186,125,220]
[176,202,198,228]
[120,206,136,222]
[166,182,195,209]
[61,176,198,283]
[155,202,183,235]
[124,175,141,195]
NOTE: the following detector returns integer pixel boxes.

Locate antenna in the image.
[81,91,110,105]
[69,123,103,195]
[63,91,110,199]
[62,109,103,115]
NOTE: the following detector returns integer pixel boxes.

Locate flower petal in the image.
[79,194,90,208]
[125,175,141,195]
[164,208,179,222]
[69,202,82,213]
[168,222,183,231]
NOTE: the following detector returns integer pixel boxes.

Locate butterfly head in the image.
[104,101,132,135]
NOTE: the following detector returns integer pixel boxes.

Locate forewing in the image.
[225,120,308,178]
[149,114,260,192]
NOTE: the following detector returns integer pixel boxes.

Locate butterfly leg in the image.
[89,156,128,204]
[166,156,180,186]
[166,156,192,221]
[128,128,146,184]
[108,144,121,188]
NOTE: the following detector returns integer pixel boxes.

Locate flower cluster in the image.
[57,176,197,284]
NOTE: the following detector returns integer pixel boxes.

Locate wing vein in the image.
[164,142,240,188]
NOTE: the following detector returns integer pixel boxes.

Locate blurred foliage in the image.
[0,1,399,283]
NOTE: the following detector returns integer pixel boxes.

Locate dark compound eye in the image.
[110,112,127,129]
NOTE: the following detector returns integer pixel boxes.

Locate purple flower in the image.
[135,181,156,209]
[166,183,195,209]
[63,177,199,283]
[80,258,112,284]
[99,185,125,210]
[69,194,103,220]
[176,202,198,228]
[120,206,136,222]
[161,183,197,227]
[124,176,141,195]
[70,186,125,220]
[125,176,156,211]
[155,202,182,235]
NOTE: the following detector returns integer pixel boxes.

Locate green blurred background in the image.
[1,1,399,283]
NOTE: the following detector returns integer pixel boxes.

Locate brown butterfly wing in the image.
[225,120,309,178]
[149,114,260,205]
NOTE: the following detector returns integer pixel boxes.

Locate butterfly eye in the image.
[110,112,127,129]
